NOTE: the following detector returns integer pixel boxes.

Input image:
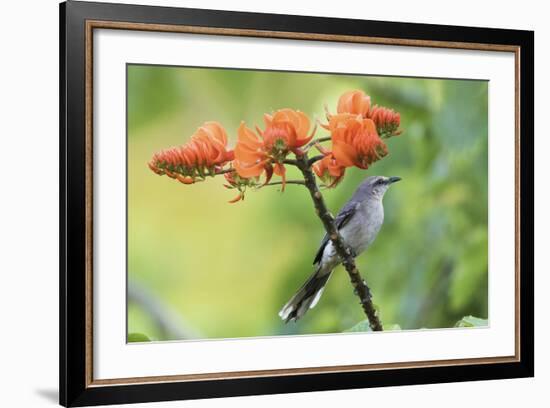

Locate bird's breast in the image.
[341,202,384,255]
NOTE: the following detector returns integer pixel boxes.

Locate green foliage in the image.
[454,316,488,328]
[345,320,372,333]
[346,321,402,332]
[127,65,489,340]
[128,332,151,343]
[347,316,486,332]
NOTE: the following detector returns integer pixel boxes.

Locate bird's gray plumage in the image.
[279,175,401,322]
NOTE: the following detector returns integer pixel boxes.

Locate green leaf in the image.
[454,316,488,328]
[345,321,401,333]
[345,320,372,332]
[128,332,151,342]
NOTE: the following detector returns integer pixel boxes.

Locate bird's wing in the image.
[313,201,360,265]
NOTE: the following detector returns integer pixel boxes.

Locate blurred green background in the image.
[127,64,488,341]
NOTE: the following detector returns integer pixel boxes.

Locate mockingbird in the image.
[279,175,401,322]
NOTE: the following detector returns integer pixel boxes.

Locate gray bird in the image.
[279,175,401,322]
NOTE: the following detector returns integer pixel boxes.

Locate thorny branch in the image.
[294,153,384,331]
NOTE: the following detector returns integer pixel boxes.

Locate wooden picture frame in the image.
[60,1,534,406]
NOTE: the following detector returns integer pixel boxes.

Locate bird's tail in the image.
[279,264,332,323]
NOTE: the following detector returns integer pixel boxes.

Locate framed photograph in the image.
[60,1,534,406]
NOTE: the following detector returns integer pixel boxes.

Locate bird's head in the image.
[357,175,401,201]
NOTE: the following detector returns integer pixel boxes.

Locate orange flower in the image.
[234,109,314,190]
[336,90,371,117]
[148,121,234,184]
[262,109,313,157]
[369,105,402,137]
[322,90,371,133]
[233,122,270,178]
[331,116,388,169]
[313,153,346,187]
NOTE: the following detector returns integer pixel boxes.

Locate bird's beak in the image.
[388,176,401,184]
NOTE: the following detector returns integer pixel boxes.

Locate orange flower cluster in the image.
[329,114,388,169]
[233,109,314,190]
[148,122,234,184]
[148,89,402,200]
[334,89,401,137]
[314,90,401,187]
